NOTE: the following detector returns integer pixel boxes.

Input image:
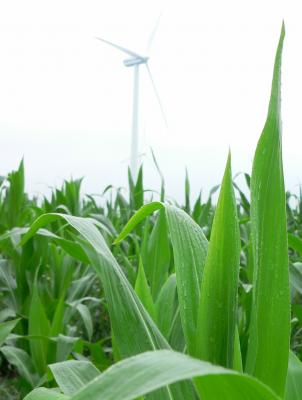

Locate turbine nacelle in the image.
[123,56,149,67]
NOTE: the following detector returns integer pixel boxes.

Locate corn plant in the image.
[1,22,302,400]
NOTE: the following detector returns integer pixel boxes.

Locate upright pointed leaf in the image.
[196,154,240,367]
[29,276,51,375]
[5,159,25,228]
[145,208,170,299]
[135,258,156,320]
[233,326,243,373]
[184,168,191,214]
[245,23,290,398]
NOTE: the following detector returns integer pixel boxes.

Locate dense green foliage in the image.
[1,23,302,399]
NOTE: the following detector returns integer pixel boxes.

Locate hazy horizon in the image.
[1,0,301,202]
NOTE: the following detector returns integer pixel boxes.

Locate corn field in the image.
[1,23,302,400]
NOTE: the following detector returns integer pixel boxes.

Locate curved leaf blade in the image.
[165,205,208,355]
[49,360,100,395]
[285,351,302,400]
[0,318,20,347]
[21,213,194,400]
[69,350,279,400]
[24,388,70,400]
[115,203,208,355]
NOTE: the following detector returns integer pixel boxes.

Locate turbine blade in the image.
[95,37,144,60]
[147,12,162,52]
[146,64,168,127]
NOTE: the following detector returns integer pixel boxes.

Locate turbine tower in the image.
[96,16,166,180]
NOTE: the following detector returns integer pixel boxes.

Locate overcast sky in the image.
[0,0,300,201]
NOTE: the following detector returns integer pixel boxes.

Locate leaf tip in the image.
[281,20,285,38]
[226,149,232,169]
[112,235,121,245]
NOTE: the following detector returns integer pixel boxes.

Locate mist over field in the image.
[1,1,301,201]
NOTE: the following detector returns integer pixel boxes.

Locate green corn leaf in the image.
[115,202,208,355]
[55,335,81,363]
[22,214,168,357]
[0,226,90,263]
[233,326,243,373]
[288,233,302,257]
[50,297,65,337]
[155,276,184,352]
[0,260,18,313]
[86,340,111,371]
[0,318,20,347]
[128,165,144,210]
[285,351,302,400]
[49,360,100,395]
[62,350,279,400]
[5,159,25,228]
[192,191,202,223]
[28,274,51,376]
[48,297,65,364]
[20,213,195,400]
[196,153,240,367]
[245,23,290,398]
[24,388,70,400]
[184,168,191,214]
[289,262,302,295]
[135,258,156,320]
[169,309,186,352]
[144,208,170,299]
[114,202,163,244]
[76,303,93,341]
[165,205,208,355]
[1,345,39,387]
[155,274,178,340]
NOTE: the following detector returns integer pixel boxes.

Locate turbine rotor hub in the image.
[123,57,149,67]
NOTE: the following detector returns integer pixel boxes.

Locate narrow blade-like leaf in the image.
[28,277,51,375]
[196,153,240,367]
[245,23,290,398]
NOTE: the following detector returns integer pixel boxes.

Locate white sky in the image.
[0,0,301,201]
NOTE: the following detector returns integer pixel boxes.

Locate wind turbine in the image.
[95,15,166,180]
